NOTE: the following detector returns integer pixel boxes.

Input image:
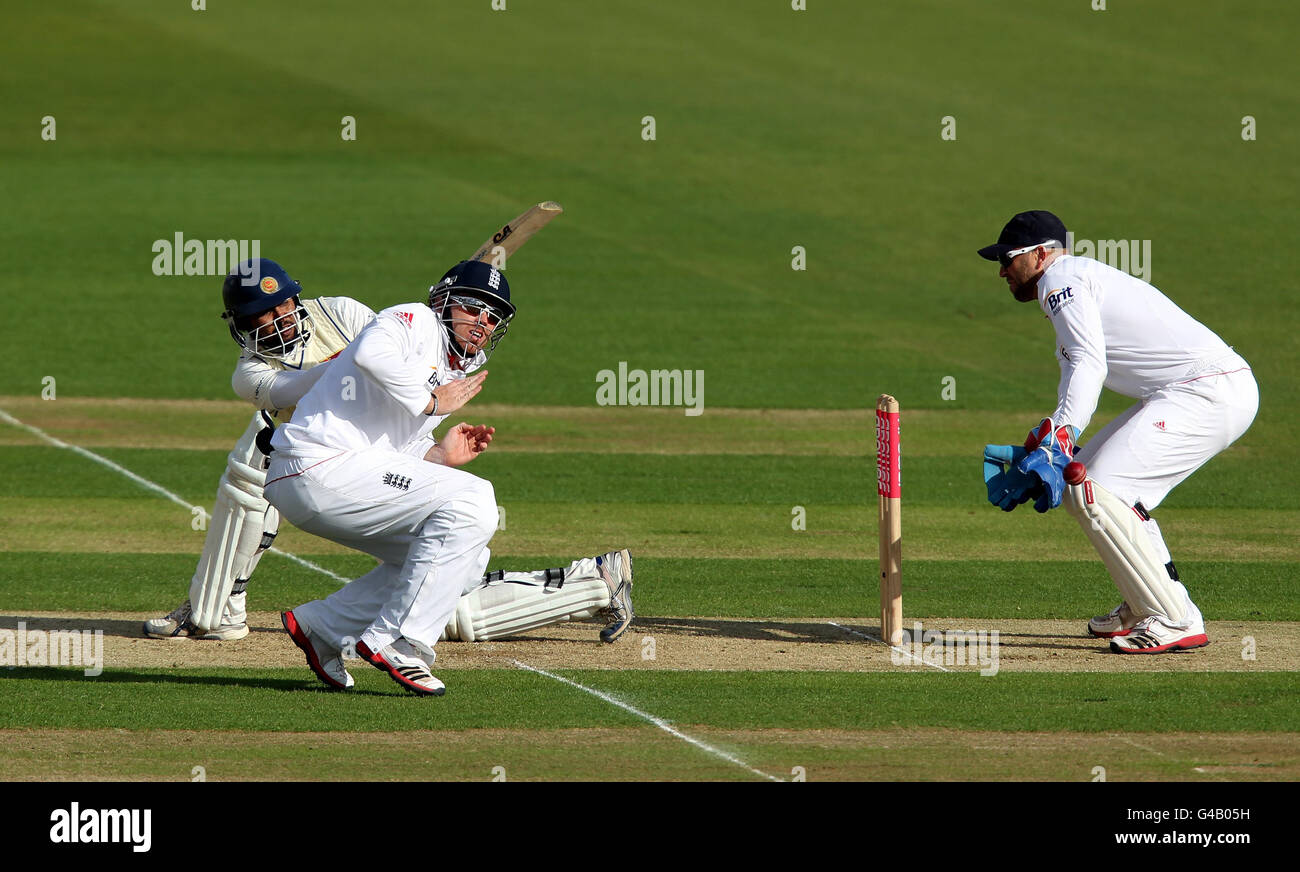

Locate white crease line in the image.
[509,659,782,782]
[1113,734,1167,758]
[827,621,952,672]
[1113,733,1227,781]
[0,408,350,585]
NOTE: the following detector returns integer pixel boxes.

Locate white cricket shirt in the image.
[1036,255,1244,433]
[270,304,480,466]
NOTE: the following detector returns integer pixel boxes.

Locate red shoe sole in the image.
[1088,626,1134,639]
[1110,633,1210,655]
[282,611,348,690]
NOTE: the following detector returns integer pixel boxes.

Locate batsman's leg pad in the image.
[443,561,610,642]
[189,413,279,632]
[1064,475,1188,624]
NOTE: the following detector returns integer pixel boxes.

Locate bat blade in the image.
[469,201,563,265]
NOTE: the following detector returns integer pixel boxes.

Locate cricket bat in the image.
[469,201,563,266]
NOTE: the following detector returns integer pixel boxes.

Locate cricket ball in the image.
[1064,461,1087,486]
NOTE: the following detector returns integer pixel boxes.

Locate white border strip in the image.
[826,621,951,672]
[0,408,350,585]
[509,659,782,782]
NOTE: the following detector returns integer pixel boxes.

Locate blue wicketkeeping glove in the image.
[1016,418,1078,513]
[982,444,1042,511]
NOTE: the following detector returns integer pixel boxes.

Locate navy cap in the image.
[428,260,515,318]
[221,258,304,321]
[977,211,1068,261]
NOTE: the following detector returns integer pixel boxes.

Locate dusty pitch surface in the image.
[7,612,1298,673]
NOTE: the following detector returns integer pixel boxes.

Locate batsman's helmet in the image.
[427,260,516,369]
[221,258,314,361]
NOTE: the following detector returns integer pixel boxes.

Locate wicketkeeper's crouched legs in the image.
[1064,473,1199,628]
[1070,366,1257,629]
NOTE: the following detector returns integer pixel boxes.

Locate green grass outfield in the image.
[1,1,1297,781]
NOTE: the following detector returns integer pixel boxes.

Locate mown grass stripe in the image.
[2,669,1295,733]
[509,659,781,782]
[0,408,349,585]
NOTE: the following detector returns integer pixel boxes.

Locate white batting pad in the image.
[1064,474,1188,624]
[443,568,610,642]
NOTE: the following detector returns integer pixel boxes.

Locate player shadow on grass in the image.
[630,616,871,643]
[625,616,1106,653]
[827,619,1105,653]
[0,614,281,641]
[1,665,403,696]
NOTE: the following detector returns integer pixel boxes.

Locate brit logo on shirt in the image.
[1046,286,1074,314]
[382,472,412,491]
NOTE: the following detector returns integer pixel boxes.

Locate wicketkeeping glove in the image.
[1016,418,1078,513]
[982,444,1042,512]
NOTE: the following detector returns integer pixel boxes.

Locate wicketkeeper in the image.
[978,211,1258,654]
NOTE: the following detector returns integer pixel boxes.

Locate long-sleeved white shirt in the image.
[270,303,480,462]
[1035,255,1243,433]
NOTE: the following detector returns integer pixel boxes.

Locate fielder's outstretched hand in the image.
[439,423,495,467]
[430,371,488,417]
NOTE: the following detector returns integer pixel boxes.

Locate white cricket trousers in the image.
[265,447,498,657]
[1074,357,1258,511]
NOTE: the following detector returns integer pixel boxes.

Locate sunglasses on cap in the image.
[999,239,1061,268]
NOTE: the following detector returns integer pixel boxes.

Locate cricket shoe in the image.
[1109,616,1209,655]
[356,639,445,696]
[1087,602,1140,638]
[282,610,354,689]
[143,599,249,642]
[596,549,635,643]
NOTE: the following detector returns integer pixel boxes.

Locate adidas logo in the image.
[1154,420,1167,431]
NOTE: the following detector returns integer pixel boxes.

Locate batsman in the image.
[978,211,1258,654]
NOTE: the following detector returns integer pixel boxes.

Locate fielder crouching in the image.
[978,211,1258,654]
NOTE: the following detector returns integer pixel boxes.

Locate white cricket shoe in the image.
[1109,616,1209,655]
[356,638,445,696]
[1087,602,1140,638]
[144,599,249,641]
[282,610,354,689]
[596,549,635,643]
